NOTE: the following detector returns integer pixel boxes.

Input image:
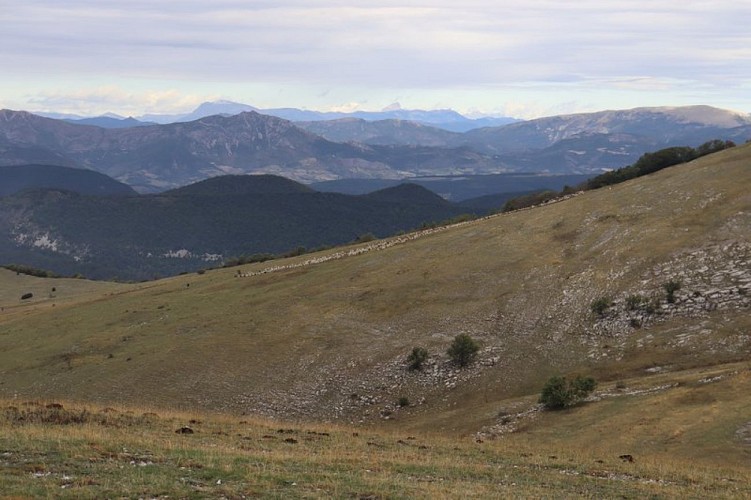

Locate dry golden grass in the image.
[2,395,750,499]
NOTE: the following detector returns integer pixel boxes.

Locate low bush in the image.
[591,296,611,317]
[664,280,682,303]
[625,294,645,310]
[406,347,429,371]
[539,375,597,410]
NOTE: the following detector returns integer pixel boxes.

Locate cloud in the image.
[3,1,749,85]
[1,1,750,116]
[25,86,218,115]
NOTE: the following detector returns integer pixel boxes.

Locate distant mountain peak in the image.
[192,100,258,115]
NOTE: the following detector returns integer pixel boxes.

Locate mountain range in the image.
[39,100,518,132]
[0,110,510,191]
[3,104,750,193]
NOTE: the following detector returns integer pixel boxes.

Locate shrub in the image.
[539,375,597,410]
[447,334,479,368]
[625,294,645,310]
[664,280,682,303]
[20,292,33,300]
[397,397,410,407]
[502,190,559,212]
[3,264,60,278]
[406,347,429,371]
[282,246,307,258]
[590,296,611,317]
[354,233,376,243]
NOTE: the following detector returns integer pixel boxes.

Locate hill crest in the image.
[164,174,314,197]
[0,164,137,197]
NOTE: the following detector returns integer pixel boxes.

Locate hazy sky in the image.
[1,1,750,119]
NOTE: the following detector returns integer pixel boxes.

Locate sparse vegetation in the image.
[590,296,611,317]
[3,397,749,498]
[664,279,682,303]
[3,264,61,278]
[502,190,559,212]
[502,140,738,213]
[406,346,429,371]
[539,375,597,410]
[354,232,376,243]
[625,294,645,310]
[223,253,277,268]
[447,334,479,368]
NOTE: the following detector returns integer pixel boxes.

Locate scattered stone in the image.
[735,422,751,446]
[619,454,634,463]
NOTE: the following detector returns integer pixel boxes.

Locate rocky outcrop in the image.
[592,242,750,335]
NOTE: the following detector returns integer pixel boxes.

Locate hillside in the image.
[164,174,315,197]
[297,118,462,146]
[461,106,751,175]
[312,173,592,202]
[0,176,468,280]
[0,164,137,197]
[464,105,751,153]
[0,143,748,441]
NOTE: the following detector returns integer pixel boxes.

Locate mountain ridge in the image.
[0,109,508,190]
[2,105,748,193]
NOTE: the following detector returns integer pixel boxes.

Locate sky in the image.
[1,1,750,119]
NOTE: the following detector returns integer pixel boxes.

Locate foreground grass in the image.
[1,401,750,498]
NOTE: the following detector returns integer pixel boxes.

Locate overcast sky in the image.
[1,1,750,119]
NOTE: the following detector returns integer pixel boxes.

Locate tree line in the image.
[502,139,737,212]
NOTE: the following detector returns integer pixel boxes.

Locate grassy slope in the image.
[0,145,748,437]
[1,397,750,498]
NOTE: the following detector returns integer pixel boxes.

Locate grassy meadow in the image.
[2,377,751,499]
